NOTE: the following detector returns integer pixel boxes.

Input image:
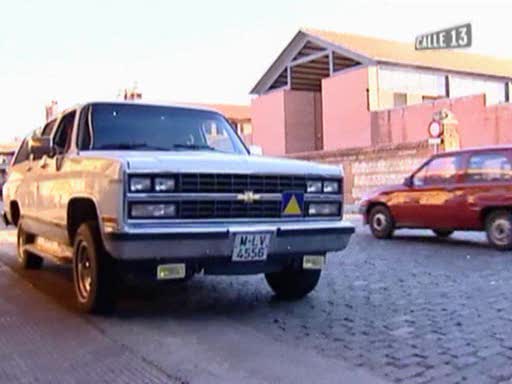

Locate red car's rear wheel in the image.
[486,210,512,251]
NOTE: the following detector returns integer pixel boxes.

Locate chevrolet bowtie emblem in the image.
[237,191,261,204]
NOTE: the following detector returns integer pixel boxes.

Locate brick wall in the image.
[291,141,433,204]
[249,89,324,155]
[284,90,323,153]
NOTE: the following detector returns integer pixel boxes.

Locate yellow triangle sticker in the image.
[284,195,302,215]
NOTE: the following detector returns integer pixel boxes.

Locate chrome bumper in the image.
[104,220,355,261]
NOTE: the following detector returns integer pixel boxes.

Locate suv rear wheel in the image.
[369,205,394,239]
[73,221,117,313]
[485,210,512,251]
[17,223,43,269]
[265,268,321,300]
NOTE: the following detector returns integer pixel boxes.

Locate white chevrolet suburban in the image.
[2,101,354,313]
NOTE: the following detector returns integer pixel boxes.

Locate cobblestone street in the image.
[1,216,512,383]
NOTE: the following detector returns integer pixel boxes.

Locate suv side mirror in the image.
[403,176,413,188]
[248,145,263,156]
[28,135,54,158]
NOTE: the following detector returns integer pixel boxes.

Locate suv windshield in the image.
[87,103,247,154]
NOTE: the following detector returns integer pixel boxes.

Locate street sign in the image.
[415,23,472,50]
[428,121,442,138]
[428,137,442,145]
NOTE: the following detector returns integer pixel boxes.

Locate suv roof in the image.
[56,100,224,119]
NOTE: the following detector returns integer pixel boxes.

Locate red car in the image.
[360,145,512,250]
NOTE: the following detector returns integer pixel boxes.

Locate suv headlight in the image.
[323,180,339,193]
[306,180,322,193]
[308,203,340,216]
[130,203,177,218]
[130,177,152,192]
[154,177,175,192]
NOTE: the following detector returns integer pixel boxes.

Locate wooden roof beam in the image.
[290,50,329,67]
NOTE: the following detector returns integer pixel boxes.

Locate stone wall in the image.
[291,141,433,204]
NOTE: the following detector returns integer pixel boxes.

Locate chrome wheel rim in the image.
[490,218,512,246]
[372,212,387,232]
[76,241,93,301]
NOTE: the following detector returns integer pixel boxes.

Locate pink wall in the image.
[494,104,512,144]
[451,95,490,147]
[250,90,286,156]
[381,98,451,144]
[372,94,512,149]
[284,90,322,153]
[322,67,371,150]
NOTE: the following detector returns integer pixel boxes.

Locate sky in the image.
[1,0,511,142]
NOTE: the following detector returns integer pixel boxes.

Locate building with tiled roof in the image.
[250,28,512,155]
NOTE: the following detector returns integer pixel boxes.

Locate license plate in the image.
[232,233,271,262]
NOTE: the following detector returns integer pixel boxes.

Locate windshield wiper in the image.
[97,143,170,151]
[171,144,217,151]
[96,143,219,152]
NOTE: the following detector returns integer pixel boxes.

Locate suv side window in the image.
[12,139,30,165]
[53,111,76,152]
[41,119,57,137]
[466,152,512,183]
[414,155,461,186]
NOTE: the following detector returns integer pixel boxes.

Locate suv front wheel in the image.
[486,210,512,251]
[73,221,117,313]
[265,268,321,300]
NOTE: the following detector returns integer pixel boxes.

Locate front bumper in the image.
[104,220,355,261]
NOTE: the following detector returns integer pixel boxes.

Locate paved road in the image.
[1,218,512,384]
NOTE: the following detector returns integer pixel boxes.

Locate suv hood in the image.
[83,150,342,177]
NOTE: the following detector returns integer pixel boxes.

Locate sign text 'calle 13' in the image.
[415,23,472,50]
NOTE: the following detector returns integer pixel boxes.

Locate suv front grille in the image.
[178,173,306,193]
[126,173,342,220]
[179,200,282,219]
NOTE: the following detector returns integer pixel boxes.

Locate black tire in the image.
[368,205,394,239]
[485,210,512,251]
[265,268,321,300]
[73,221,117,313]
[432,229,454,238]
[17,223,43,269]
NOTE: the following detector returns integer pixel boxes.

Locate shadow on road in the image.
[389,233,492,250]
[1,225,502,320]
[354,222,494,251]
[4,249,284,319]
